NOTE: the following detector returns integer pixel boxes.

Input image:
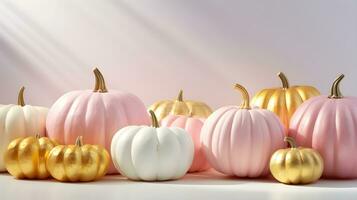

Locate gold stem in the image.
[149,110,159,128]
[93,68,100,92]
[75,136,83,147]
[277,72,289,89]
[176,89,183,101]
[284,137,297,148]
[329,74,344,99]
[17,86,25,106]
[93,68,108,93]
[234,84,251,109]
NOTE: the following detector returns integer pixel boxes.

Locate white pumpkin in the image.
[111,110,194,181]
[0,87,48,171]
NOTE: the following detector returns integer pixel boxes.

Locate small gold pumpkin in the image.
[148,90,212,121]
[269,137,323,184]
[251,72,320,130]
[4,134,58,179]
[46,136,109,182]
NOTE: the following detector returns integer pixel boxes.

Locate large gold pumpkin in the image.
[148,90,212,121]
[251,72,320,130]
[270,137,323,184]
[46,136,109,182]
[4,135,58,179]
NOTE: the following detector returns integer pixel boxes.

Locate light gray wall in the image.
[0,0,356,108]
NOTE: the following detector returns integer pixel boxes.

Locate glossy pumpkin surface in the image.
[111,111,194,181]
[148,90,212,121]
[270,137,323,184]
[46,136,109,182]
[289,74,357,178]
[201,84,285,177]
[252,72,320,130]
[0,87,48,171]
[46,68,150,173]
[4,135,57,179]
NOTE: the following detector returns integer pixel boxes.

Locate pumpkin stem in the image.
[17,86,26,106]
[234,84,251,109]
[176,89,184,101]
[35,133,41,139]
[149,110,160,128]
[75,136,83,147]
[329,74,344,99]
[93,68,108,93]
[278,72,289,89]
[93,68,100,92]
[284,137,297,148]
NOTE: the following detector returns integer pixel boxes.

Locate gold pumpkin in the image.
[148,90,212,121]
[251,72,320,130]
[269,137,323,184]
[46,136,109,182]
[4,134,58,179]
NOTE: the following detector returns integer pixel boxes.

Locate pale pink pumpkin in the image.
[289,74,357,178]
[46,68,150,174]
[161,115,210,173]
[200,84,285,177]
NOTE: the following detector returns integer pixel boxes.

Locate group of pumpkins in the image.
[0,68,356,185]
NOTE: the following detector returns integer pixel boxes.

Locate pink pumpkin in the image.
[201,84,285,177]
[289,74,357,178]
[46,68,150,174]
[161,115,210,172]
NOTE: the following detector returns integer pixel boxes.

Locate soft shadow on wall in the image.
[0,0,356,109]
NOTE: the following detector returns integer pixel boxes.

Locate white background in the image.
[0,0,356,109]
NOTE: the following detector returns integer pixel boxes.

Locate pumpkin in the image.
[46,136,109,182]
[111,110,194,181]
[161,115,210,172]
[4,134,57,179]
[201,84,285,177]
[252,72,320,131]
[148,90,212,121]
[46,68,150,173]
[0,87,48,171]
[270,137,323,184]
[289,74,357,178]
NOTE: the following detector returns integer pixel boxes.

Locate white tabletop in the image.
[1,170,357,200]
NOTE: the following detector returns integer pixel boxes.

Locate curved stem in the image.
[149,110,160,128]
[277,72,289,89]
[75,136,83,147]
[234,84,251,109]
[93,68,100,92]
[284,137,297,148]
[35,133,40,139]
[17,86,25,106]
[93,68,108,93]
[176,89,184,101]
[329,74,344,99]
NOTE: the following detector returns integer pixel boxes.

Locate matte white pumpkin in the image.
[111,110,194,181]
[0,87,48,171]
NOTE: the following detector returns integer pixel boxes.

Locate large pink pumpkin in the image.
[289,74,357,178]
[46,68,150,173]
[201,84,285,177]
[161,115,210,172]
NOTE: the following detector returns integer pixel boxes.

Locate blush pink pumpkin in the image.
[201,84,285,177]
[161,115,210,172]
[289,74,357,178]
[46,68,150,174]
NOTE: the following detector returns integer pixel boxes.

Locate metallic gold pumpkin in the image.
[46,136,109,182]
[270,137,323,184]
[4,135,58,179]
[252,72,320,130]
[148,90,212,121]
